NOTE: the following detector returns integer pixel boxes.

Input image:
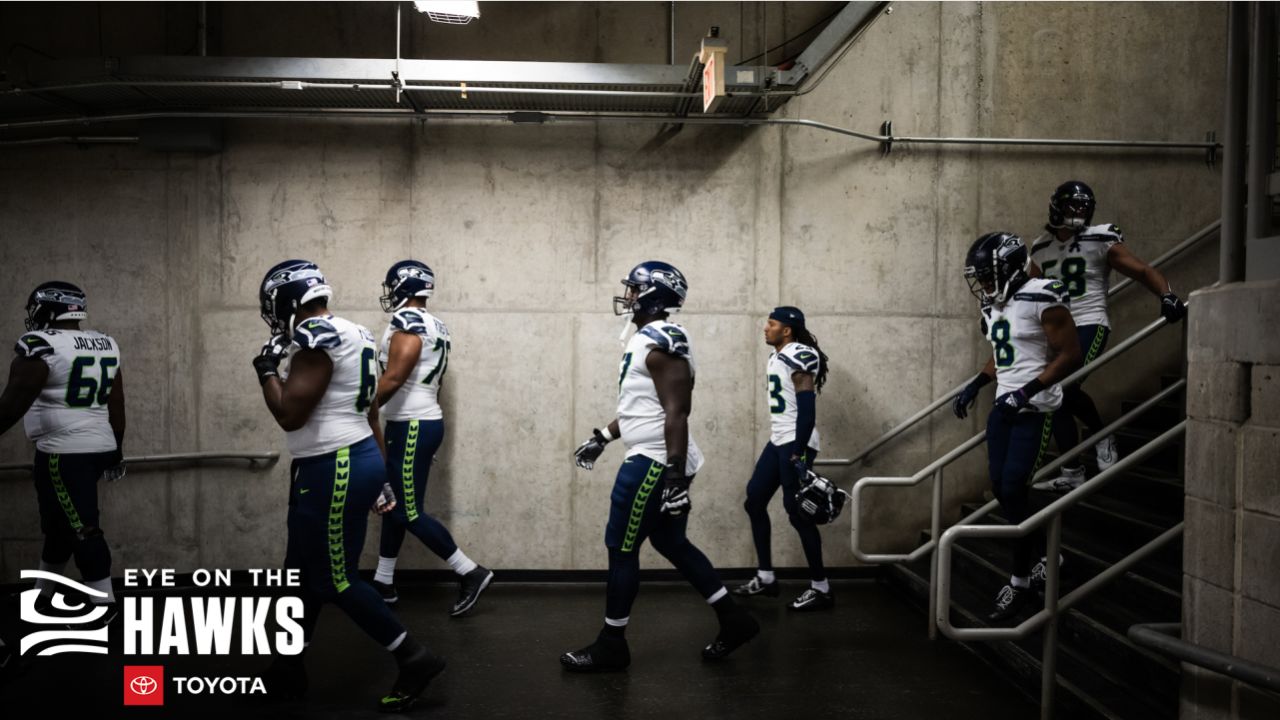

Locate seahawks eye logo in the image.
[650,270,687,299]
[19,570,111,656]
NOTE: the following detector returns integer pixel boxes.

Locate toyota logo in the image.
[130,676,158,695]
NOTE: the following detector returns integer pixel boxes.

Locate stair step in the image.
[1115,427,1184,477]
[1118,397,1185,434]
[1083,468,1184,522]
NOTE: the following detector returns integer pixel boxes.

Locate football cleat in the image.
[731,577,780,597]
[701,610,760,661]
[788,588,834,612]
[987,584,1033,624]
[1095,435,1118,472]
[1030,556,1065,594]
[371,579,398,605]
[1032,466,1085,492]
[379,640,446,713]
[560,633,631,673]
[450,566,494,617]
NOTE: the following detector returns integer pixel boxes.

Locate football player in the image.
[371,260,493,617]
[0,282,124,623]
[1028,181,1187,490]
[562,261,759,671]
[253,260,443,712]
[952,234,1083,623]
[733,306,835,611]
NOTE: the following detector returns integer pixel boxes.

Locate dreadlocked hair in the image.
[790,327,830,394]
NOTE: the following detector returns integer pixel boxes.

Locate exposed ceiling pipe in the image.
[0,135,138,146]
[0,108,1221,154]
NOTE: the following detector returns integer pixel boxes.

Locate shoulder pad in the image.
[1014,279,1070,304]
[390,309,429,335]
[294,318,342,350]
[639,323,690,358]
[780,344,820,374]
[1107,224,1123,238]
[1029,238,1054,255]
[14,333,55,360]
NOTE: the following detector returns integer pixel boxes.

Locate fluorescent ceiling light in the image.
[413,1,480,24]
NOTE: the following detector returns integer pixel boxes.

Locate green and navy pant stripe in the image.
[985,409,1055,577]
[32,449,113,580]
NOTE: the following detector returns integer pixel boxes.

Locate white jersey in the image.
[981,278,1070,413]
[282,315,377,458]
[766,342,821,451]
[1030,224,1122,328]
[378,307,450,422]
[16,329,121,454]
[617,320,704,475]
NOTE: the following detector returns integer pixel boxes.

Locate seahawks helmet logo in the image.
[649,269,687,300]
[19,570,111,656]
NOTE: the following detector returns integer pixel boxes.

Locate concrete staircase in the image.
[882,377,1186,719]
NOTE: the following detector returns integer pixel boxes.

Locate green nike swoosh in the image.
[299,488,310,494]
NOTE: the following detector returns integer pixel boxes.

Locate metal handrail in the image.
[1128,623,1280,694]
[0,451,279,473]
[817,219,1219,467]
[935,422,1187,719]
[849,308,1185,566]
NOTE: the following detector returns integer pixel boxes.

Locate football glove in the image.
[996,388,1032,414]
[953,382,981,419]
[791,455,810,482]
[573,428,611,470]
[252,334,290,385]
[659,467,692,517]
[1160,292,1186,323]
[373,483,397,514]
[102,447,126,483]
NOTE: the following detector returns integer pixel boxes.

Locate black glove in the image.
[253,334,290,385]
[102,446,126,482]
[659,466,692,517]
[373,482,397,514]
[995,388,1032,414]
[573,428,612,470]
[791,455,809,482]
[1160,292,1186,323]
[952,374,992,419]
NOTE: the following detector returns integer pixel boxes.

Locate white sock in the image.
[386,631,407,652]
[35,560,67,597]
[1010,575,1030,589]
[706,587,728,604]
[756,569,776,584]
[86,577,115,604]
[811,579,831,594]
[447,549,478,576]
[604,616,629,627]
[1039,554,1064,566]
[374,556,397,585]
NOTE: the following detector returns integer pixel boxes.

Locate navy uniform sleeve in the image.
[14,333,55,361]
[638,324,691,359]
[390,309,430,336]
[293,318,342,350]
[779,344,820,374]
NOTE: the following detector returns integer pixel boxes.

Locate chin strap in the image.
[618,315,635,345]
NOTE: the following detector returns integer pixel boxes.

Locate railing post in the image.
[1040,515,1063,720]
[928,466,943,640]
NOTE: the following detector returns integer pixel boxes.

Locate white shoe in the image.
[1095,435,1118,471]
[1033,466,1086,492]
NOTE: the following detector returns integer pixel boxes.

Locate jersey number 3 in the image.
[768,374,785,413]
[66,356,119,408]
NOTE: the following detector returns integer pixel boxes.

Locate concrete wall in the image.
[1181,280,1280,720]
[0,2,1226,581]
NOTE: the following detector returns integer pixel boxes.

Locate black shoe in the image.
[263,655,308,700]
[378,639,446,713]
[731,577,780,597]
[701,610,760,661]
[371,579,398,605]
[450,566,494,617]
[788,588,834,612]
[987,584,1033,624]
[560,634,631,673]
[1029,557,1064,594]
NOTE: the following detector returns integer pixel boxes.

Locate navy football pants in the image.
[1054,324,1111,457]
[379,419,460,561]
[985,409,1054,577]
[33,450,114,582]
[286,436,404,647]
[742,441,823,581]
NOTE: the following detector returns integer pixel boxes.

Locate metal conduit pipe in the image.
[0,106,1221,153]
[0,451,279,473]
[1128,623,1280,694]
[1220,1,1249,283]
[0,135,138,146]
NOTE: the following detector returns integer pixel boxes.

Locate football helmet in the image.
[1048,180,1096,230]
[259,259,333,338]
[613,261,688,316]
[25,281,88,331]
[795,470,848,525]
[964,232,1030,305]
[380,260,435,312]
